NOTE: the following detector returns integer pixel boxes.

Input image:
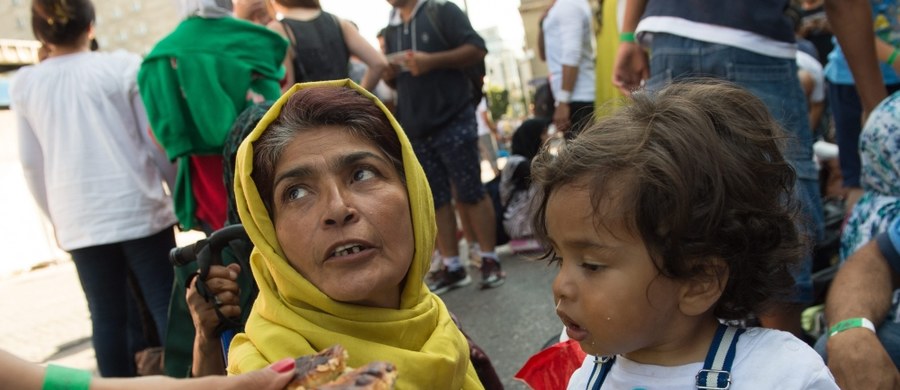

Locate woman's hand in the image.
[186,263,242,339]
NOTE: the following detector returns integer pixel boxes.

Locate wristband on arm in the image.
[42,365,92,390]
[555,90,572,104]
[889,48,900,66]
[619,32,636,43]
[829,317,877,338]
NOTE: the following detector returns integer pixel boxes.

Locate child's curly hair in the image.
[531,80,805,320]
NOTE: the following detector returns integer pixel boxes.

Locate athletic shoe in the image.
[427,268,472,295]
[480,256,506,289]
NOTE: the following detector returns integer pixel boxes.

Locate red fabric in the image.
[514,339,587,390]
[189,155,227,231]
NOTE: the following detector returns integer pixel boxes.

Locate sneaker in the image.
[428,268,472,295]
[480,257,506,289]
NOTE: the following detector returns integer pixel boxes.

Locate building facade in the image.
[0,0,180,58]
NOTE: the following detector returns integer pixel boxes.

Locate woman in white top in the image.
[12,0,177,377]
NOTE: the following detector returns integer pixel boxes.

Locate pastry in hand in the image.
[286,345,349,390]
[317,361,398,390]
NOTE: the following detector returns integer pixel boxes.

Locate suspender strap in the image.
[696,324,744,389]
[584,324,743,389]
[587,355,615,390]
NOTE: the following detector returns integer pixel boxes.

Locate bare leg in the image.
[457,195,496,253]
[435,203,460,258]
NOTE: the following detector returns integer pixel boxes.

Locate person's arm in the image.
[186,264,242,377]
[267,20,295,91]
[825,237,900,389]
[339,19,387,91]
[825,0,888,116]
[875,38,900,74]
[611,0,649,97]
[551,0,590,133]
[17,113,49,219]
[402,43,485,77]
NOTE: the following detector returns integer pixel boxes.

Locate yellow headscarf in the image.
[227,79,483,389]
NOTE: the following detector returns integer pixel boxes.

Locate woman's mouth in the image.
[332,243,368,258]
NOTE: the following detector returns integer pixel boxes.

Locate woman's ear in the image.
[678,258,728,316]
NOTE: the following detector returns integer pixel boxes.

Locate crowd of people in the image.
[6,0,900,388]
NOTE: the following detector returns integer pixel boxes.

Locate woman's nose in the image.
[321,184,358,227]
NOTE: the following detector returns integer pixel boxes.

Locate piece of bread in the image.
[316,361,398,390]
[286,345,349,390]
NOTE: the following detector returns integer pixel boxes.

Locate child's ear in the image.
[678,258,729,316]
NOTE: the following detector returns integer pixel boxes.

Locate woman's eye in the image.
[353,167,376,182]
[287,186,309,201]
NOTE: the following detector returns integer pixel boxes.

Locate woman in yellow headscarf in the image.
[227,79,483,389]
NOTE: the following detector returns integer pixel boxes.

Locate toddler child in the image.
[529,81,838,389]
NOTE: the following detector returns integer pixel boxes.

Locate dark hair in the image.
[273,0,320,8]
[252,86,404,215]
[533,81,555,119]
[530,80,804,320]
[31,0,95,46]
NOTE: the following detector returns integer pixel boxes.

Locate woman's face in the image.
[271,126,414,309]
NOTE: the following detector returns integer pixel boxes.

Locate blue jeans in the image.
[646,33,824,303]
[815,292,900,367]
[69,227,176,377]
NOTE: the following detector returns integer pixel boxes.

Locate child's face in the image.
[547,182,688,362]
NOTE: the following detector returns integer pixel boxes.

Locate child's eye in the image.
[580,262,604,272]
[548,255,562,267]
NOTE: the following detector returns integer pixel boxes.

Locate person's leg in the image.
[477,133,499,176]
[828,82,863,211]
[438,107,504,288]
[69,243,134,377]
[121,227,176,343]
[412,135,470,294]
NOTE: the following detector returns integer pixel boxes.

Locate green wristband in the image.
[42,364,92,390]
[829,317,876,338]
[888,48,900,66]
[619,32,636,43]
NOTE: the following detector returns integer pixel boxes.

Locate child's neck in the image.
[622,316,721,366]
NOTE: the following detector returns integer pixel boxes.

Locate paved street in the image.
[0,107,563,388]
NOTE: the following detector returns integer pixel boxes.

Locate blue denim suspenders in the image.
[586,324,745,389]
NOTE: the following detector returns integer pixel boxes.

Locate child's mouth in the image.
[557,311,589,342]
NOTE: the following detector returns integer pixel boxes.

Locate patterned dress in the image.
[841,91,900,260]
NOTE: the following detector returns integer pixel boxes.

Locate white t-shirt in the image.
[567,327,838,389]
[542,0,596,103]
[796,50,826,103]
[12,51,176,251]
[476,97,491,136]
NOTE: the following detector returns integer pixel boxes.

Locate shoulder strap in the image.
[423,0,450,48]
[584,324,744,389]
[586,355,615,390]
[696,324,744,389]
[279,20,310,83]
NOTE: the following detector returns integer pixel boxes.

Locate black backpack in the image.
[423,0,487,107]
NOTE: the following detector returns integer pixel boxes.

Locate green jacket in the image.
[138,17,286,229]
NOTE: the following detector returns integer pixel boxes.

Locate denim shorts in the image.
[411,106,485,208]
[647,33,823,303]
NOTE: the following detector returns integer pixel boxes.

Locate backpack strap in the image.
[696,324,744,389]
[586,355,614,390]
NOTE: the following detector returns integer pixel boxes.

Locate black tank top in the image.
[282,12,350,82]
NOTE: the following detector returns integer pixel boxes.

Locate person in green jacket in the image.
[138,0,286,232]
